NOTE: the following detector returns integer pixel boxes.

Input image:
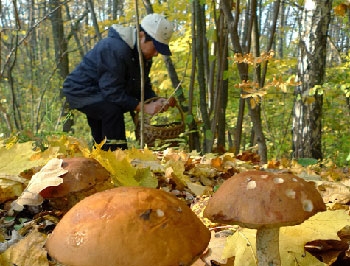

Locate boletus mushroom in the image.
[46,186,211,266]
[203,170,326,266]
[40,157,114,210]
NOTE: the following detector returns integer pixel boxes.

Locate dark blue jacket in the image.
[62,26,156,111]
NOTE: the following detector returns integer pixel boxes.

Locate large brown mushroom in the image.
[46,186,211,266]
[204,170,326,266]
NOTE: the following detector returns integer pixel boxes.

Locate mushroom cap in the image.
[46,186,210,266]
[40,157,111,198]
[40,157,114,211]
[204,170,326,229]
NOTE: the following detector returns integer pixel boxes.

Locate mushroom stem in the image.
[256,227,281,266]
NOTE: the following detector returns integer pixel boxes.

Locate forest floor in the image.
[0,137,350,265]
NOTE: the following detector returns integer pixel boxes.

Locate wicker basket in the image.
[135,97,185,146]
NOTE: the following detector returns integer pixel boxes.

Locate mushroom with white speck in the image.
[46,186,211,266]
[40,157,114,210]
[203,170,326,266]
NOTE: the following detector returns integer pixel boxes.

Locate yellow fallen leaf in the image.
[186,181,208,196]
[165,160,189,188]
[164,164,188,190]
[134,168,158,188]
[280,209,350,264]
[0,142,49,175]
[0,175,26,203]
[108,158,139,186]
[125,146,158,161]
[91,147,138,186]
[1,228,49,266]
[223,228,258,265]
[222,209,350,266]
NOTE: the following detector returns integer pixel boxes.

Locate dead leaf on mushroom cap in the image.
[10,158,67,212]
[40,157,111,198]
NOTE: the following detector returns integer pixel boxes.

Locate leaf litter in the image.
[0,136,349,266]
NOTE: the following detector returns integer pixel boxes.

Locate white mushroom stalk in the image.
[256,227,280,266]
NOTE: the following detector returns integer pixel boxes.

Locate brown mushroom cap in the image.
[40,157,111,198]
[46,186,211,266]
[204,170,326,229]
[40,158,114,210]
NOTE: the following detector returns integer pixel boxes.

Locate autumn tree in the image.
[221,0,270,162]
[292,0,332,160]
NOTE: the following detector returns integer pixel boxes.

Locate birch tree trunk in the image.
[292,0,332,159]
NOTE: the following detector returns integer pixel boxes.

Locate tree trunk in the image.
[221,0,267,162]
[188,0,201,152]
[86,0,102,41]
[221,0,248,156]
[49,0,73,133]
[216,11,229,153]
[8,0,23,131]
[292,0,332,160]
[194,0,211,153]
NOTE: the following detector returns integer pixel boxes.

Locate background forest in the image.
[1,0,350,165]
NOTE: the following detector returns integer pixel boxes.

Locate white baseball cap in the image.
[141,14,174,56]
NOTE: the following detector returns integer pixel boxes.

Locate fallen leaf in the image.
[280,209,350,264]
[11,158,67,211]
[316,180,350,204]
[109,158,139,186]
[222,209,350,266]
[0,142,49,175]
[304,239,349,265]
[211,157,223,170]
[0,175,27,203]
[134,167,158,188]
[1,228,49,266]
[186,182,208,196]
[91,147,138,186]
[126,146,158,161]
[202,230,235,265]
[165,160,189,190]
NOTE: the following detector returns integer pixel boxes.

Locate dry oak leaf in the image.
[11,158,67,212]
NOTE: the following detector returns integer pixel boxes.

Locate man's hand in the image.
[136,97,177,115]
[155,97,177,111]
[144,100,164,115]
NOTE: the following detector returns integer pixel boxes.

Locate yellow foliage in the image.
[231,50,274,66]
[334,4,349,16]
[1,228,49,266]
[90,145,158,187]
[91,146,138,186]
[222,209,350,266]
[0,142,49,175]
